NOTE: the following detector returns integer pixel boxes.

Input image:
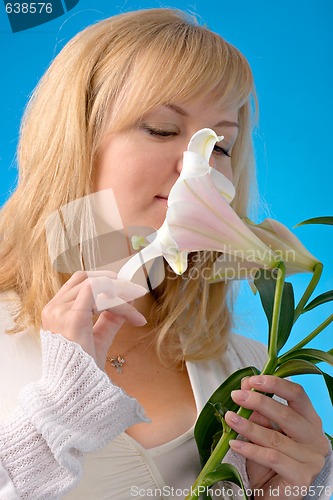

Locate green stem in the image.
[186,356,279,499]
[186,265,286,499]
[268,262,287,360]
[281,313,333,356]
[186,407,253,499]
[293,263,323,323]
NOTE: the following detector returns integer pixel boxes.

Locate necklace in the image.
[106,354,125,374]
[106,328,153,375]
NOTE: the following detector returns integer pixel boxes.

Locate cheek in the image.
[94,154,161,211]
[224,163,234,183]
[210,158,234,183]
[95,148,141,193]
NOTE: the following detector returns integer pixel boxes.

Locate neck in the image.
[133,291,156,323]
[113,291,156,345]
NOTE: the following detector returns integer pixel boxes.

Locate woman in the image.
[0,9,331,499]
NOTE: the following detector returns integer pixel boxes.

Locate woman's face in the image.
[95,94,239,230]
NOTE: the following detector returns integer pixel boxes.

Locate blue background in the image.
[0,1,332,434]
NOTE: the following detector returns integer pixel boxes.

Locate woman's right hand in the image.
[41,270,147,369]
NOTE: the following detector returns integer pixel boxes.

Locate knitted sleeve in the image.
[0,330,148,499]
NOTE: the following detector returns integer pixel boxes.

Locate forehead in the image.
[143,99,239,124]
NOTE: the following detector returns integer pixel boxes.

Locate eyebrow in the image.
[165,104,239,129]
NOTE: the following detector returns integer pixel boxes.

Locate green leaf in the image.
[278,348,333,367]
[296,216,333,227]
[194,366,260,467]
[274,359,323,378]
[323,372,333,406]
[210,429,223,453]
[274,361,333,408]
[210,402,228,425]
[277,282,295,351]
[303,290,333,312]
[204,463,249,499]
[325,433,333,449]
[254,270,275,332]
[254,271,294,352]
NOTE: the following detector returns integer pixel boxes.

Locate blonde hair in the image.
[0,8,257,364]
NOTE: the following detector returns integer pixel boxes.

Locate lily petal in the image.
[245,218,320,274]
[187,128,223,161]
[180,127,235,203]
[167,174,278,269]
[211,254,263,282]
[118,240,164,281]
[155,220,189,274]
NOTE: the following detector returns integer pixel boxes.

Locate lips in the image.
[155,195,168,206]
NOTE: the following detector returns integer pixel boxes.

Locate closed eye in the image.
[213,144,232,158]
[142,125,177,138]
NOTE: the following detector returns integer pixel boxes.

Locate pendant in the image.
[107,354,125,374]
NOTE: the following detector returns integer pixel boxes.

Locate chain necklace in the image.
[106,337,148,374]
[106,322,154,375]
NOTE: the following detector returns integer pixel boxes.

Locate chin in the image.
[123,215,165,232]
[121,200,167,231]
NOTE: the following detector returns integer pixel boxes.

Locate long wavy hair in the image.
[0,8,257,365]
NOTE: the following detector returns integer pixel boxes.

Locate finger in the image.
[230,388,311,442]
[241,377,282,429]
[104,301,147,326]
[58,273,146,305]
[248,375,321,426]
[83,279,144,314]
[55,270,87,298]
[225,411,312,462]
[68,277,113,317]
[92,287,146,314]
[240,376,251,390]
[110,279,147,302]
[228,439,325,488]
[248,410,275,430]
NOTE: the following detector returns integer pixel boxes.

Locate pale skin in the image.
[42,95,330,499]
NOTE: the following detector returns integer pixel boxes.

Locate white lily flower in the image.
[118,128,241,281]
[180,128,235,203]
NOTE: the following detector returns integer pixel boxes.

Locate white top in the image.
[148,427,201,497]
[0,291,332,500]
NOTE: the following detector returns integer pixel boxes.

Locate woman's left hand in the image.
[224,375,330,499]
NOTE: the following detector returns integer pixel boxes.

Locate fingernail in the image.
[228,411,242,425]
[231,390,249,402]
[137,314,147,326]
[229,439,244,450]
[250,375,264,385]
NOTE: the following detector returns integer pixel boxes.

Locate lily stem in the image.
[185,407,253,499]
[186,264,286,499]
[268,262,287,361]
[293,263,323,323]
[282,313,333,355]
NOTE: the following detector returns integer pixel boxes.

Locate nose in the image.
[208,155,216,169]
[176,154,183,175]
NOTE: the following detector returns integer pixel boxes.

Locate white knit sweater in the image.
[0,292,332,499]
